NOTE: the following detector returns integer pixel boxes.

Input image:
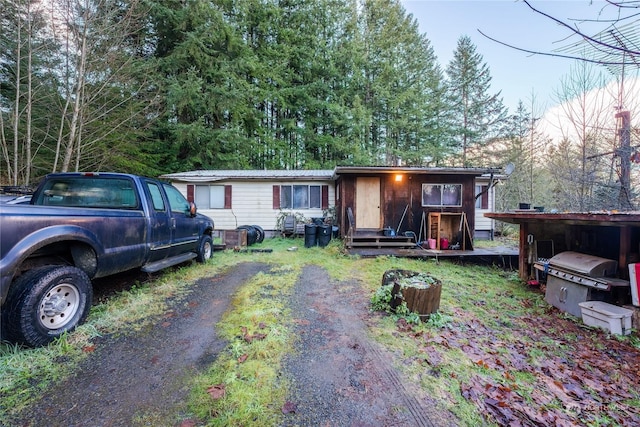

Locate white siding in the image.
[474,178,495,236]
[172,180,335,231]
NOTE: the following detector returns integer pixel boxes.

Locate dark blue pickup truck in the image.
[0,172,215,347]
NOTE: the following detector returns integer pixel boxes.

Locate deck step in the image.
[346,235,416,249]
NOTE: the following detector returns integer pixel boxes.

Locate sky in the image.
[400,0,636,115]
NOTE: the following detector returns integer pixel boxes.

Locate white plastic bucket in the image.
[427,238,436,249]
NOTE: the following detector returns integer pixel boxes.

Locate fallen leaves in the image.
[396,318,413,332]
[241,325,268,343]
[207,384,226,400]
[397,299,640,426]
[281,401,297,414]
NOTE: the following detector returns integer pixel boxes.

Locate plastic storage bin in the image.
[578,301,633,335]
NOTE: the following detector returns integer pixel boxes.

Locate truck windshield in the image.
[37,177,139,209]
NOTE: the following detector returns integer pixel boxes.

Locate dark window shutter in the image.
[186,184,194,203]
[481,185,489,209]
[321,185,329,210]
[224,185,232,209]
[273,185,280,209]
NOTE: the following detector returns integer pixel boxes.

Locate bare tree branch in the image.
[479,0,640,68]
[477,29,632,65]
[522,0,639,56]
[605,0,640,9]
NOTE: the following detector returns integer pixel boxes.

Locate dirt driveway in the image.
[280,264,453,427]
[13,263,452,427]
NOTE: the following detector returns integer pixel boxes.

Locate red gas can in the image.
[440,238,449,250]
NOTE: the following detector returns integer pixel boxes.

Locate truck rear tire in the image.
[1,266,93,347]
[196,235,213,263]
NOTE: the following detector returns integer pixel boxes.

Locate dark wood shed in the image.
[333,166,491,249]
[486,211,640,282]
[485,211,640,318]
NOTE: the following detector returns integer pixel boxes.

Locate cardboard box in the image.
[578,301,633,335]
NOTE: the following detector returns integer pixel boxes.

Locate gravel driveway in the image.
[12,262,451,426]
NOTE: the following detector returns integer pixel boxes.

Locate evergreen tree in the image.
[151,0,256,171]
[445,36,507,167]
[357,0,447,166]
[493,101,536,211]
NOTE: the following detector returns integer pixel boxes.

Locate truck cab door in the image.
[144,181,172,262]
[162,183,200,256]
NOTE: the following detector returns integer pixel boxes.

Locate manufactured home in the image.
[161,167,501,244]
[160,170,335,234]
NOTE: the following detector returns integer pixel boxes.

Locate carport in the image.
[486,211,640,319]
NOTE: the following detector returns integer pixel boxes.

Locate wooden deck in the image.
[345,234,415,249]
[347,242,518,267]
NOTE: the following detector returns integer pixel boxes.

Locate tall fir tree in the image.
[445,36,506,167]
[357,0,447,166]
[151,0,256,171]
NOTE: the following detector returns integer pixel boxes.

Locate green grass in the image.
[2,237,639,426]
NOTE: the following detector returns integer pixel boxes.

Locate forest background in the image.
[1,0,638,212]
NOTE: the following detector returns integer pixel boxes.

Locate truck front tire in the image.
[196,235,213,263]
[1,266,93,347]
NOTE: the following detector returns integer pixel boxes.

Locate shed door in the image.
[356,177,381,229]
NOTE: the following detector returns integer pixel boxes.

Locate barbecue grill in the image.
[534,251,630,317]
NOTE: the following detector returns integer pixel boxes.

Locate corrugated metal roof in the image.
[161,167,499,183]
[333,166,493,177]
[160,169,335,182]
[486,211,640,226]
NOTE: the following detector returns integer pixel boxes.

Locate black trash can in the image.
[304,224,318,248]
[317,224,331,247]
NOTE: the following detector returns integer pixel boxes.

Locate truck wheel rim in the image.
[204,241,212,259]
[39,283,81,330]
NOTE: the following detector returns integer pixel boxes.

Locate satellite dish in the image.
[504,163,515,176]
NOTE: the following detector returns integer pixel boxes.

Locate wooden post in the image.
[519,223,529,280]
[620,225,630,280]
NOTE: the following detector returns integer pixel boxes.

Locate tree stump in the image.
[382,269,442,320]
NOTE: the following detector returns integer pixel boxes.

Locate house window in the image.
[422,184,462,207]
[280,185,321,209]
[195,185,225,209]
[188,184,232,209]
[475,185,489,209]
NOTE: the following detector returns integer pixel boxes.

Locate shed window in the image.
[422,184,462,207]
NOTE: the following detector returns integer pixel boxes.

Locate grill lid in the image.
[549,251,617,277]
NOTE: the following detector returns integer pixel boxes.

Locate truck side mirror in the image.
[189,202,197,217]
